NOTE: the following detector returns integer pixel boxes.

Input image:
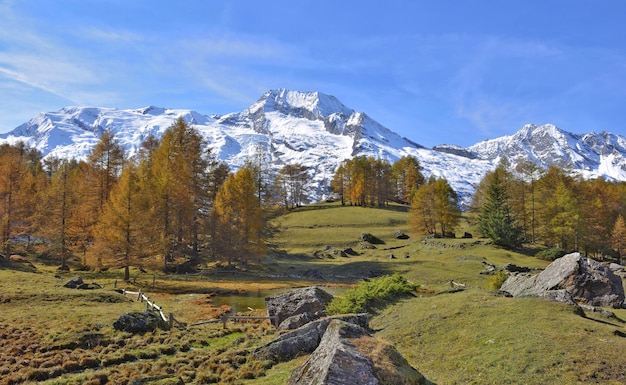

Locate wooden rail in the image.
[120,288,275,330]
[121,289,186,329]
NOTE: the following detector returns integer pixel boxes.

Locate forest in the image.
[2,118,626,279]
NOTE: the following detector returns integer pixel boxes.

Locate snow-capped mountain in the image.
[468,124,626,181]
[2,89,626,204]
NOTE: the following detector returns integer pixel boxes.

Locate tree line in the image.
[4,121,626,275]
[474,160,626,261]
[0,119,317,279]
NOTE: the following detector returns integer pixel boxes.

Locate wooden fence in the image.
[120,288,276,329]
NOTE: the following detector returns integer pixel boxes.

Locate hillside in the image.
[2,202,625,384]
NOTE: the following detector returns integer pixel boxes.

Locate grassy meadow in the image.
[1,201,626,384]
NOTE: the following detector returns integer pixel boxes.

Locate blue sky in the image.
[1,0,625,147]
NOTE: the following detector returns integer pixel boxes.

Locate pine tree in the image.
[477,169,523,248]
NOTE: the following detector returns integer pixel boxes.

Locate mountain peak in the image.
[249,88,354,119]
[3,90,626,204]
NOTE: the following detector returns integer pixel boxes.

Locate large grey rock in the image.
[113,310,168,333]
[265,286,334,329]
[501,252,625,308]
[287,319,429,385]
[252,314,368,364]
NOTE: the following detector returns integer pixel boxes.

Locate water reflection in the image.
[212,286,348,314]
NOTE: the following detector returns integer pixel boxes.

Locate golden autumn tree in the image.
[36,159,82,269]
[149,118,212,270]
[410,176,460,237]
[612,215,626,265]
[93,161,155,280]
[211,166,266,267]
[0,143,45,255]
[87,130,125,212]
[391,155,424,203]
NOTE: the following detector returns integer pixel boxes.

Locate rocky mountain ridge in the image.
[2,89,626,203]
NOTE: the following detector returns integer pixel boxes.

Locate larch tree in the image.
[409,180,436,235]
[433,178,461,237]
[330,162,347,205]
[611,215,626,265]
[0,143,44,255]
[275,163,310,209]
[150,118,211,269]
[94,161,153,281]
[542,181,580,250]
[87,130,125,212]
[211,166,266,267]
[37,159,82,269]
[410,176,460,237]
[391,156,424,203]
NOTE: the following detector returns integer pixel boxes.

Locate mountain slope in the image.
[2,89,626,204]
[468,124,626,181]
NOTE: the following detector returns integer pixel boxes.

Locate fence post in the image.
[114,279,117,289]
[137,289,142,301]
[169,313,174,329]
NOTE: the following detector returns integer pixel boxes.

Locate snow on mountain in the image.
[3,89,626,205]
[468,123,626,181]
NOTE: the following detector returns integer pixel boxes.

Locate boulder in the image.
[252,314,368,364]
[394,229,410,239]
[64,276,84,288]
[500,252,625,308]
[287,319,430,385]
[265,286,334,329]
[113,310,168,333]
[503,263,531,273]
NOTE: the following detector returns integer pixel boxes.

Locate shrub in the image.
[488,271,509,290]
[536,247,566,261]
[326,274,419,315]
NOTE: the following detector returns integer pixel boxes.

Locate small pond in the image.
[212,286,348,314]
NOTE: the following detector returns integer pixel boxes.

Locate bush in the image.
[326,274,419,315]
[488,271,509,290]
[536,247,566,261]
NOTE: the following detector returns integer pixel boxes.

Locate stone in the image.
[500,252,625,308]
[113,310,168,333]
[503,263,531,273]
[64,276,84,289]
[394,229,410,239]
[265,286,334,329]
[287,319,430,385]
[252,314,369,364]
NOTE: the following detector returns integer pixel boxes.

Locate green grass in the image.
[371,289,626,384]
[1,200,625,384]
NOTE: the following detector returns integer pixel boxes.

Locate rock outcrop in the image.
[287,319,430,385]
[500,252,625,308]
[265,286,334,330]
[252,313,368,364]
